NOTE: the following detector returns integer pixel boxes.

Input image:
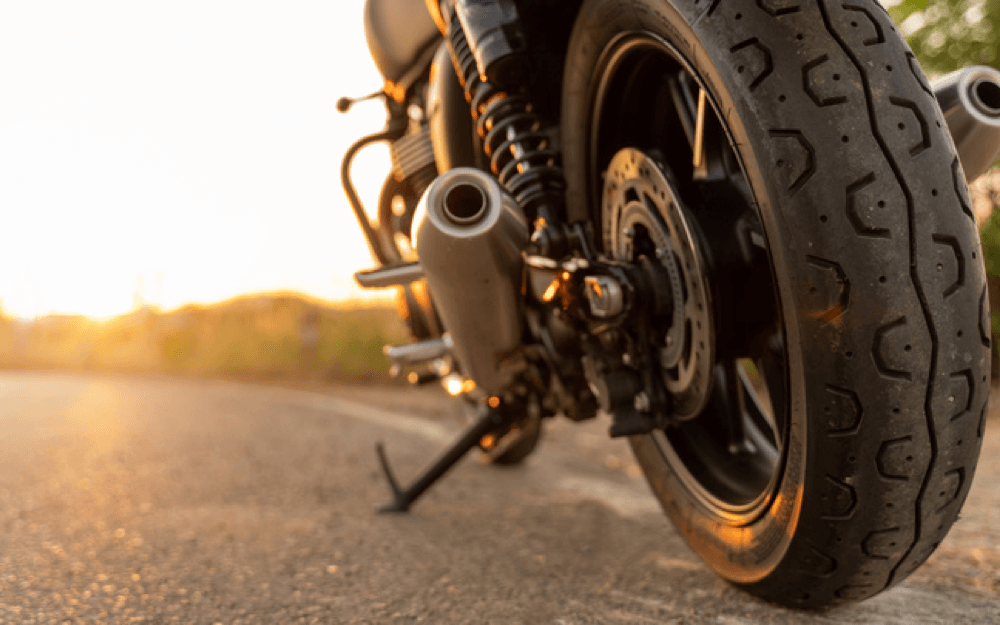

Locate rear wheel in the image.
[562,0,989,607]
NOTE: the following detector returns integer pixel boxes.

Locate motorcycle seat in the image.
[364,0,441,84]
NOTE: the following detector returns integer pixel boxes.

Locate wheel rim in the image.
[591,33,790,520]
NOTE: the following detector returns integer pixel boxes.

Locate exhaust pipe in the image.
[411,168,529,395]
[934,65,1000,182]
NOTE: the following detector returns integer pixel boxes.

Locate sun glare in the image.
[0,1,394,319]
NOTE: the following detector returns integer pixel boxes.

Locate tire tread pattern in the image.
[561,0,989,607]
[707,0,990,603]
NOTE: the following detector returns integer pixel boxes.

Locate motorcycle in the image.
[339,0,1000,608]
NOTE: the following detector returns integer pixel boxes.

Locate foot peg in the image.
[383,336,452,377]
[354,261,424,289]
[376,402,507,513]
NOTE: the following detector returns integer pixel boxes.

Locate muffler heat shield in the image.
[412,168,529,395]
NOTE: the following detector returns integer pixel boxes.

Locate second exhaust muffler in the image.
[934,65,1000,182]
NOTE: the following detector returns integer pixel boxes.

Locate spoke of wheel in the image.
[692,88,707,168]
[719,360,754,456]
[736,359,781,449]
[666,72,698,149]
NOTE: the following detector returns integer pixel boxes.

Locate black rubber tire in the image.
[482,416,543,465]
[458,399,543,466]
[561,0,990,608]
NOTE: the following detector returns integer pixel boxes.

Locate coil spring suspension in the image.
[447,18,565,219]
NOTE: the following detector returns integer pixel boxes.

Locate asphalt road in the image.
[0,372,996,624]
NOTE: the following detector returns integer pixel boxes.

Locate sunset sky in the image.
[0,0,394,319]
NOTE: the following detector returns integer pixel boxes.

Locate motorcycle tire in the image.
[561,0,989,607]
[457,397,544,466]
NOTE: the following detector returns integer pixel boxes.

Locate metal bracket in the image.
[354,261,424,289]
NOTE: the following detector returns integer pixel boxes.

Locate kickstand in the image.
[375,402,505,513]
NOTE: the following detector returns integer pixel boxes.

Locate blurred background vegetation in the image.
[889,0,998,74]
[891,0,1000,372]
[2,1,999,385]
[0,295,407,383]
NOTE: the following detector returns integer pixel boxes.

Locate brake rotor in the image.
[602,147,715,420]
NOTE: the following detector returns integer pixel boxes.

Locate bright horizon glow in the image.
[0,0,395,319]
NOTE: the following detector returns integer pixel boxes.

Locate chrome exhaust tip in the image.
[934,65,1000,182]
[440,180,489,225]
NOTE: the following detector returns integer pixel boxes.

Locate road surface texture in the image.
[0,372,996,623]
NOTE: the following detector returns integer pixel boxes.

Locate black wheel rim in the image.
[591,33,791,520]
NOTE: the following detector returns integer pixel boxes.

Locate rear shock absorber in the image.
[445,0,567,254]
